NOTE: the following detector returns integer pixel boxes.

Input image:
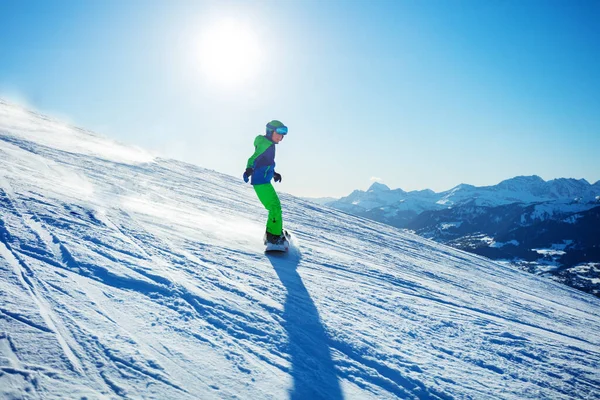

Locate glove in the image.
[243,167,253,183]
[273,172,282,183]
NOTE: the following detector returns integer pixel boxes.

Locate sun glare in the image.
[197,18,263,88]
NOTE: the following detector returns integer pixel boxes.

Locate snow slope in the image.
[1,100,600,399]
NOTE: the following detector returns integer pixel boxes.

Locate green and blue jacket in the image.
[246,135,277,185]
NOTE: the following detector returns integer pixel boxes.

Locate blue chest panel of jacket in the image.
[249,136,276,185]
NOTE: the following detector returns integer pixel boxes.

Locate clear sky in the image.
[1,0,599,198]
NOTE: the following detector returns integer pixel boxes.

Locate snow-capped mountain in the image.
[325,178,600,298]
[1,99,600,399]
[332,177,600,216]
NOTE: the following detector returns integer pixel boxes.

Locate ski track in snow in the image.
[1,102,600,399]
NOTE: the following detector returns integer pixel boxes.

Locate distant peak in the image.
[367,182,391,192]
[499,175,545,185]
[456,183,475,189]
[548,177,590,185]
[447,183,475,193]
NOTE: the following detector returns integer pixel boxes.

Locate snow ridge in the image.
[331,175,600,215]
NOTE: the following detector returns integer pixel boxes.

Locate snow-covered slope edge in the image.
[1,100,600,399]
[324,180,600,297]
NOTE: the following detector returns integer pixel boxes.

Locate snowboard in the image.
[265,230,291,253]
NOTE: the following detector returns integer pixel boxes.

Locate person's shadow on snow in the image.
[268,251,344,400]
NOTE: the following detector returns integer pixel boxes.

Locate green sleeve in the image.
[246,136,273,168]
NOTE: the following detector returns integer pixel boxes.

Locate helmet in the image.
[266,120,288,137]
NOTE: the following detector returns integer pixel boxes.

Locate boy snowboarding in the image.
[243,120,290,252]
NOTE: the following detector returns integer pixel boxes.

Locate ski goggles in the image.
[268,124,288,135]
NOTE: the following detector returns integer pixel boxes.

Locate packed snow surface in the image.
[1,100,600,399]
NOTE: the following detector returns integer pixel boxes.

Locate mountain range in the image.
[324,178,600,297]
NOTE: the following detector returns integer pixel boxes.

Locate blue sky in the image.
[1,0,599,197]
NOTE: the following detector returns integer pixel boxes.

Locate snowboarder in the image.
[243,120,290,251]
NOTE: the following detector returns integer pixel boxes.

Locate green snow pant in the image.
[253,183,282,236]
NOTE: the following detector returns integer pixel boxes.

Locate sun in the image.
[197,18,263,88]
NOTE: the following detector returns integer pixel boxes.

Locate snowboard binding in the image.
[264,230,291,252]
